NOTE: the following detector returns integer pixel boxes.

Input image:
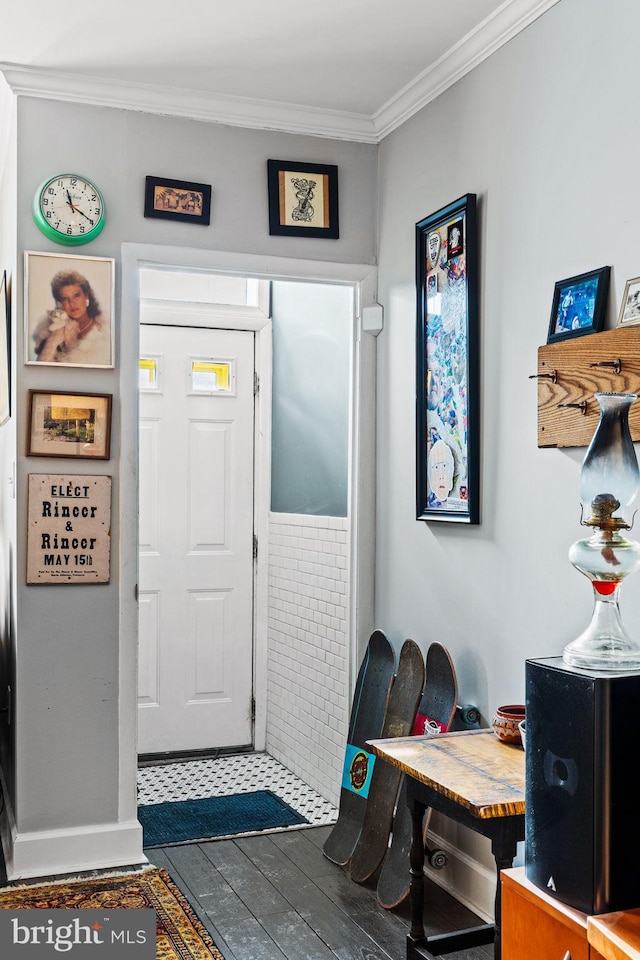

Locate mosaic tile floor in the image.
[137,752,338,835]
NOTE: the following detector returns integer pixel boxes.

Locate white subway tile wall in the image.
[267,514,351,807]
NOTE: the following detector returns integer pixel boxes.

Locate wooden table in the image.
[368,729,525,960]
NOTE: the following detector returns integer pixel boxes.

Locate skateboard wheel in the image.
[427,847,448,869]
[457,703,480,726]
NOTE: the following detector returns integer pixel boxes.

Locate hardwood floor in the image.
[146,825,494,960]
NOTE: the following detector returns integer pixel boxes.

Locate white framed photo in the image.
[617,275,640,327]
[24,250,115,367]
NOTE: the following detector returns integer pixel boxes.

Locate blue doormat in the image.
[139,790,309,848]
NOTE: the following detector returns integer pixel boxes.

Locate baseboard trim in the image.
[426,826,497,923]
[3,818,147,882]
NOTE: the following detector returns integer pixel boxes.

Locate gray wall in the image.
[375,0,640,719]
[7,97,377,840]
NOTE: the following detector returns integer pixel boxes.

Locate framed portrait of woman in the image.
[24,251,115,367]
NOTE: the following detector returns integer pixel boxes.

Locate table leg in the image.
[402,771,523,960]
[408,796,426,943]
[490,830,519,960]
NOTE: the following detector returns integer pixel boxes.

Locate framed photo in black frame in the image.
[144,176,211,225]
[0,270,10,426]
[267,159,339,238]
[547,266,610,344]
[416,193,479,524]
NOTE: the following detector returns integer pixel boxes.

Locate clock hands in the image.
[75,207,95,225]
[62,189,94,225]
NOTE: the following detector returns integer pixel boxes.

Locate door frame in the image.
[118,242,378,821]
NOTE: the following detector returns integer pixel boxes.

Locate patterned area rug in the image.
[138,789,308,847]
[0,867,223,960]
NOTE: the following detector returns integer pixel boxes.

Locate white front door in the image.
[137,324,255,755]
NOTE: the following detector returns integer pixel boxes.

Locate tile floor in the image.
[137,752,338,837]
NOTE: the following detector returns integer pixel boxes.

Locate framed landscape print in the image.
[27,390,112,459]
[416,193,479,524]
[267,159,339,238]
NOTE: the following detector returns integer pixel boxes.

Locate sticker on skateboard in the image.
[376,641,458,909]
[349,638,425,884]
[322,629,396,866]
[341,744,376,798]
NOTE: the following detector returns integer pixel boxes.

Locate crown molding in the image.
[0,63,378,143]
[0,1,561,144]
[373,0,561,140]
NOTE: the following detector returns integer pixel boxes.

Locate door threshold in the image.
[138,744,255,768]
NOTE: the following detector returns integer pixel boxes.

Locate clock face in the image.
[33,174,106,246]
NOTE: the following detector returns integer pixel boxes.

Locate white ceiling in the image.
[1,0,561,141]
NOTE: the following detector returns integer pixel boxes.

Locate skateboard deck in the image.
[376,641,458,909]
[349,638,425,884]
[322,629,396,866]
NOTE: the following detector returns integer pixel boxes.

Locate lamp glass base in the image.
[565,529,640,672]
[563,588,640,671]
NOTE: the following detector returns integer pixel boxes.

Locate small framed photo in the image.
[144,175,211,225]
[547,266,610,344]
[267,159,339,238]
[27,390,112,459]
[617,275,640,327]
[25,251,114,367]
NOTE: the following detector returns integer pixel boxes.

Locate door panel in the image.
[138,325,255,754]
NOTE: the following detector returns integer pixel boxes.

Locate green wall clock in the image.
[32,174,106,246]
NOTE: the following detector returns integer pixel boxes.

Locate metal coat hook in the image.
[589,358,622,374]
[528,370,558,383]
[558,401,588,415]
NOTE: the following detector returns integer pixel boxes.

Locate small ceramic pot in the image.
[518,719,527,751]
[492,704,526,745]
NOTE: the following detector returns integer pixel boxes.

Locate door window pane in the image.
[189,359,234,394]
[139,357,159,390]
[271,281,352,517]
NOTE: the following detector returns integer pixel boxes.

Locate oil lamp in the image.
[563,393,640,671]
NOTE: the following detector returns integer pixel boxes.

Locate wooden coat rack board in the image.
[535,326,640,448]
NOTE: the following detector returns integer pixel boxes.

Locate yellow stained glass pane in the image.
[192,361,230,392]
[139,358,157,389]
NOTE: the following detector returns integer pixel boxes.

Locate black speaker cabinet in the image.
[525,656,640,915]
